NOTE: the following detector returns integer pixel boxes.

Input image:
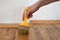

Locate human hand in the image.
[23,6,34,20]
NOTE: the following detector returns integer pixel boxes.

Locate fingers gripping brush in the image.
[18,7,30,35]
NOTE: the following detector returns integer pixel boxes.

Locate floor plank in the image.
[29,24,60,40]
[15,29,29,40]
[0,28,28,40]
[0,23,60,40]
[0,28,17,40]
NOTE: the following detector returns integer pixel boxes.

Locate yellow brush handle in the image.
[24,7,29,23]
[19,7,30,27]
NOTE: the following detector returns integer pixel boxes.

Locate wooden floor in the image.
[0,24,60,40]
[0,28,29,40]
[29,24,60,40]
[0,20,60,40]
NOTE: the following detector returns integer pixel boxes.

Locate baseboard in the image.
[30,20,60,25]
[0,20,60,28]
[0,23,19,28]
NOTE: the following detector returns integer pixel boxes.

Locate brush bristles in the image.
[19,26,29,29]
[18,26,29,35]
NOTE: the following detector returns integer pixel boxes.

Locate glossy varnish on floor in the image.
[29,24,60,40]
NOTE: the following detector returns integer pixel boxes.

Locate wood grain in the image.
[0,24,29,40]
[0,20,60,40]
[29,25,60,40]
[0,28,17,40]
[0,28,29,40]
[15,30,29,40]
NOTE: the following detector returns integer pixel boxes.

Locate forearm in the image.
[38,0,57,7]
[26,0,59,19]
[30,0,57,13]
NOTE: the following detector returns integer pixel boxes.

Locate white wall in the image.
[0,0,28,23]
[0,0,60,23]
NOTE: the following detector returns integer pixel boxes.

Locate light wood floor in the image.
[0,24,29,40]
[0,28,29,40]
[0,24,60,40]
[29,24,60,40]
[0,20,60,40]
